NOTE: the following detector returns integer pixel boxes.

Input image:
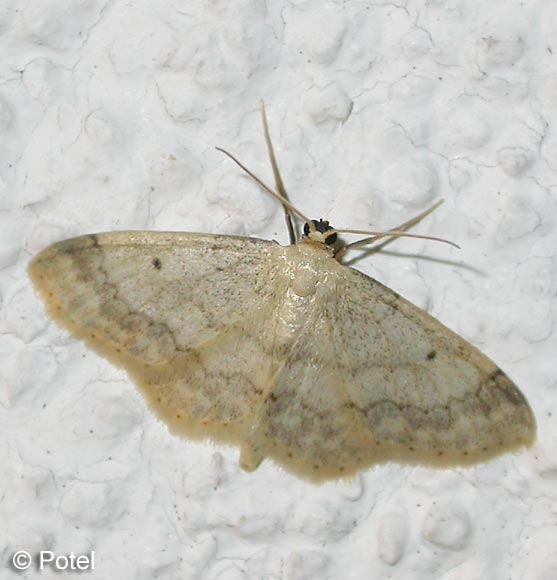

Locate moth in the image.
[29,104,536,482]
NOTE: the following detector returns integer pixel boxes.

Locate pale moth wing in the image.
[29,232,282,445]
[29,109,536,483]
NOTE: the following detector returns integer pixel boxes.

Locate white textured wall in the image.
[3,1,556,578]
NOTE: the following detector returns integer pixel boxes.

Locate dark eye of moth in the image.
[325,232,337,246]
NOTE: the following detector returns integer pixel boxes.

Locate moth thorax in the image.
[291,267,319,297]
[303,219,338,246]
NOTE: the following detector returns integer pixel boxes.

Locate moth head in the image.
[303,219,338,247]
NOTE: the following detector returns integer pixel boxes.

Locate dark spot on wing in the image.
[152,257,162,270]
[427,350,436,360]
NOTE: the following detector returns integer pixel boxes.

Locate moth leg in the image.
[239,440,265,472]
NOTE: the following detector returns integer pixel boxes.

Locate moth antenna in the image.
[336,228,460,248]
[335,201,458,257]
[215,146,311,223]
[260,101,297,244]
